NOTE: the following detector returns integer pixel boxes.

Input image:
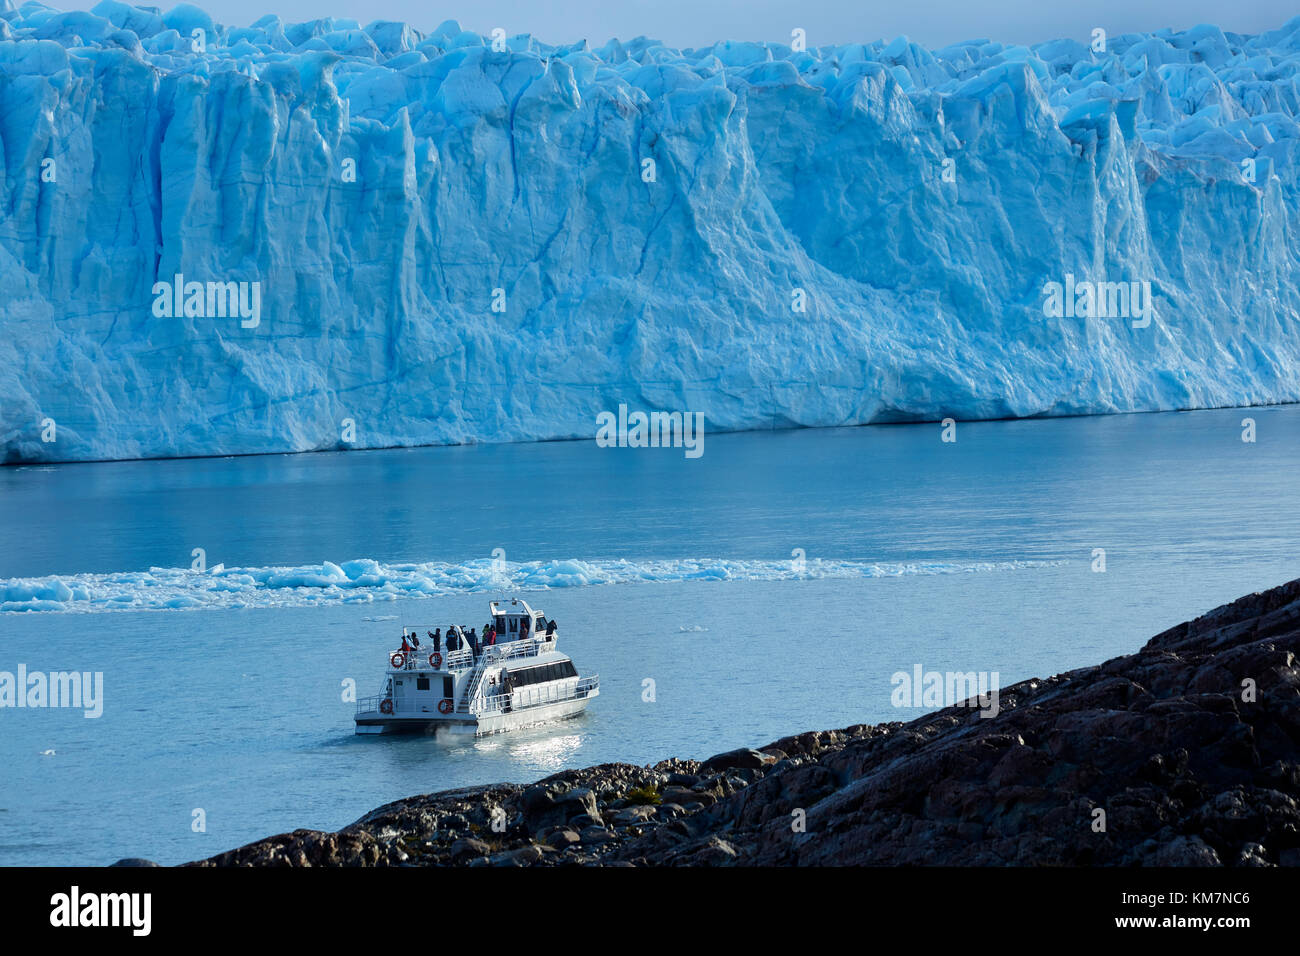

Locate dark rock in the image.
[580,826,615,845]
[612,805,657,826]
[699,748,777,773]
[1236,842,1270,866]
[519,785,601,832]
[449,838,491,862]
[546,829,581,849]
[491,844,546,866]
[660,786,697,805]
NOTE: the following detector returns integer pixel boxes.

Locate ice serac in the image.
[1,7,1299,462]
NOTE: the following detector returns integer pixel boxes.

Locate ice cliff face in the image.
[1,4,1299,462]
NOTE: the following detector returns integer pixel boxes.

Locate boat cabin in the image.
[489,599,551,642]
[388,670,457,715]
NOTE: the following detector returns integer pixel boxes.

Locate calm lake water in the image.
[1,406,1298,865]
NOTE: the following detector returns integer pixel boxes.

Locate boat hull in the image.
[354,691,596,736]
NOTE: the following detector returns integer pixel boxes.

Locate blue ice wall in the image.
[2,3,1299,460]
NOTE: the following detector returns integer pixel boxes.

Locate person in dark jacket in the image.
[499,671,513,712]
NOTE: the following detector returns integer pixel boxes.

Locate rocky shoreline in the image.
[171,578,1300,866]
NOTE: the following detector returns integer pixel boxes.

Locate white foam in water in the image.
[0,556,1062,614]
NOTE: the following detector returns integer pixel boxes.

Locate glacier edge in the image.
[0,5,1298,462]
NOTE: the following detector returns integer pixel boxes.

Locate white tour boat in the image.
[355,599,599,736]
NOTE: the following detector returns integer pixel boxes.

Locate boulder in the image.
[699,748,777,773]
[546,829,581,849]
[519,785,602,832]
[449,838,491,862]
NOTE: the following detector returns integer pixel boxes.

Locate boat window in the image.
[507,663,573,685]
[442,676,454,697]
[417,677,429,691]
[508,617,517,633]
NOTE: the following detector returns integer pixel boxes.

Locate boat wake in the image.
[0,556,1065,615]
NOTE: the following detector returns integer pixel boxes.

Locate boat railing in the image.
[471,674,599,715]
[386,646,475,672]
[386,635,555,673]
[356,694,457,717]
[479,636,550,663]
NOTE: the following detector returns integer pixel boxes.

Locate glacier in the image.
[1,3,1299,462]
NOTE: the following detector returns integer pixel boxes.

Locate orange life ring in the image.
[390,652,406,668]
[379,698,394,715]
[437,698,454,715]
[429,652,442,668]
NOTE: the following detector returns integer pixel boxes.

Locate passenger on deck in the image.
[546,619,557,640]
[447,627,460,651]
[409,631,420,649]
[429,629,440,651]
[485,627,497,646]
[400,633,411,652]
[467,628,479,654]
